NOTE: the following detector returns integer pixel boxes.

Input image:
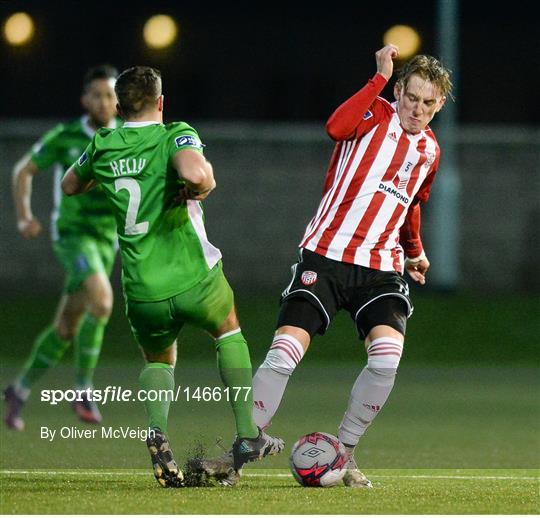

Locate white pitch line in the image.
[0,470,538,481]
[246,474,539,481]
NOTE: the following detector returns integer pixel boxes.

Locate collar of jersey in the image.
[123,121,161,128]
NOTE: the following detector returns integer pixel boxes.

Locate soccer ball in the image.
[289,432,347,487]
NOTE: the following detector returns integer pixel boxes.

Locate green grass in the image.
[1,293,539,513]
[1,366,538,471]
[1,469,538,514]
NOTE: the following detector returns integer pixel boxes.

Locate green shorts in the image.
[53,235,116,294]
[125,262,234,352]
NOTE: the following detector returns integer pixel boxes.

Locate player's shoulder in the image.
[95,126,116,138]
[375,96,395,112]
[92,124,121,149]
[39,120,69,142]
[423,126,440,150]
[165,121,199,135]
[165,121,204,151]
[362,97,394,123]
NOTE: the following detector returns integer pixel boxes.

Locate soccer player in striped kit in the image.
[200,44,453,486]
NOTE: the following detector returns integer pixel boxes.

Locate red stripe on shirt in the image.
[313,120,391,255]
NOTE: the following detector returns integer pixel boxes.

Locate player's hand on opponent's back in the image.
[405,252,430,285]
[17,217,42,239]
[375,44,399,81]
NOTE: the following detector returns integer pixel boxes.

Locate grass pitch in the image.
[1,293,539,514]
[1,468,538,514]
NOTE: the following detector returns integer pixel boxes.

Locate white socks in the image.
[252,333,403,445]
[338,337,403,447]
[252,334,305,429]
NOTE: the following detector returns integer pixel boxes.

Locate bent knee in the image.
[214,307,240,337]
[54,320,77,341]
[88,299,113,319]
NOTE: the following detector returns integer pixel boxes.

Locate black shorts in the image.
[279,248,413,339]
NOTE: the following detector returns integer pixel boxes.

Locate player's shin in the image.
[17,325,71,391]
[338,337,403,448]
[74,314,107,389]
[215,329,258,439]
[138,362,175,433]
[251,333,305,429]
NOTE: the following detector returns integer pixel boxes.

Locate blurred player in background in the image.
[61,66,284,487]
[4,65,119,431]
[199,45,453,486]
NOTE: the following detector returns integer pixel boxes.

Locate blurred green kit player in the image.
[61,66,283,487]
[4,65,119,431]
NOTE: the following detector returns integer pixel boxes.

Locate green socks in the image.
[74,315,107,388]
[19,326,71,389]
[139,362,175,433]
[138,333,257,440]
[215,331,258,439]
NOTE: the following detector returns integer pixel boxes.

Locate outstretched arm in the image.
[326,44,399,141]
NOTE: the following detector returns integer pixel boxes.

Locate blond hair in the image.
[397,55,453,99]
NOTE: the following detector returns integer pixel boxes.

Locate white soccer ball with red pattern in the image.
[289,432,347,487]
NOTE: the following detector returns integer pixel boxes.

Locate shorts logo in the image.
[363,110,373,120]
[301,271,318,286]
[175,135,203,149]
[78,152,88,166]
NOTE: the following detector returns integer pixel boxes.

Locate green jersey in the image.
[31,116,118,242]
[73,121,222,302]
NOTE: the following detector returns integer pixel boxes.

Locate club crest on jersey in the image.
[363,110,373,120]
[77,152,88,166]
[301,271,318,286]
[175,135,204,149]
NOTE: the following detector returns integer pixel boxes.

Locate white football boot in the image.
[342,455,373,488]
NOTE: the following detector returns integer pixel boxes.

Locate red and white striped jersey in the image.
[300,74,440,273]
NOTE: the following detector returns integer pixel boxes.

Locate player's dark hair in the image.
[82,64,118,92]
[397,55,453,99]
[114,66,162,118]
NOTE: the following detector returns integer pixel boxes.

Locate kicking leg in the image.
[252,297,323,429]
[212,308,285,470]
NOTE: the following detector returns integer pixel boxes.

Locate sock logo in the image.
[254,400,266,412]
[363,403,381,412]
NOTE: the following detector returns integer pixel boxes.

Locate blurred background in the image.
[1,0,538,470]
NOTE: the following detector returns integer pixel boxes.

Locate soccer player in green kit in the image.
[61,66,284,488]
[4,65,119,431]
